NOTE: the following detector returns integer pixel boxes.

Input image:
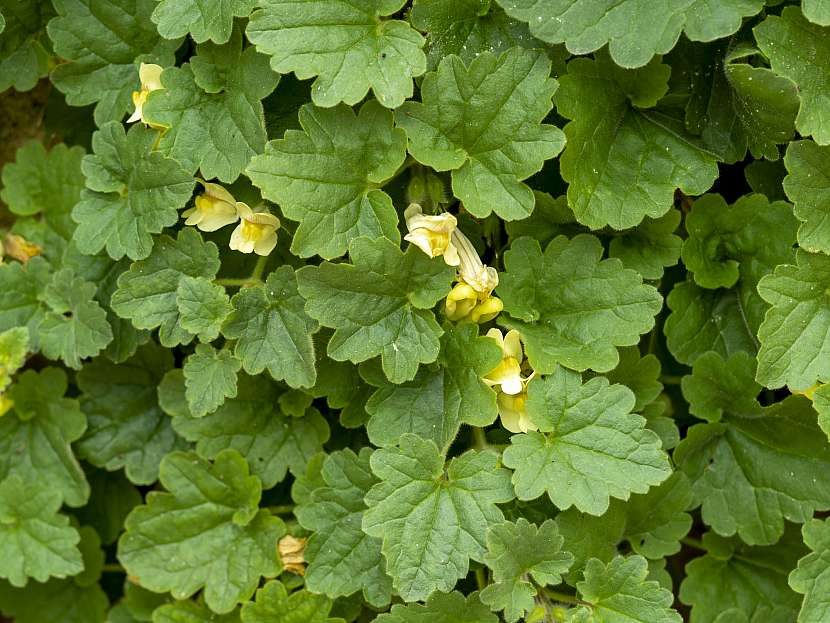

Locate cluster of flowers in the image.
[403,204,537,433]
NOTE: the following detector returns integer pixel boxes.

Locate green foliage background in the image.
[1,0,830,621]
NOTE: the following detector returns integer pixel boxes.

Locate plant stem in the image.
[543,588,589,606]
[215,277,260,287]
[660,374,683,385]
[475,567,487,591]
[268,504,295,516]
[250,255,269,281]
[472,427,488,450]
[681,536,705,551]
[102,563,125,574]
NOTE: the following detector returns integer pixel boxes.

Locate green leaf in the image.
[570,555,681,622]
[222,266,318,388]
[0,575,108,623]
[73,469,141,545]
[118,449,285,614]
[246,0,426,108]
[479,519,574,623]
[240,580,341,623]
[784,139,830,254]
[36,268,112,369]
[396,48,563,220]
[755,250,830,390]
[365,323,501,452]
[183,344,241,417]
[143,30,278,183]
[294,448,392,607]
[73,122,196,260]
[0,327,28,392]
[679,531,804,622]
[0,368,89,507]
[0,0,53,92]
[176,276,231,343]
[556,54,718,229]
[681,351,762,423]
[363,434,513,601]
[409,0,535,71]
[804,0,830,25]
[166,370,329,489]
[755,7,830,145]
[603,347,663,414]
[111,228,220,347]
[47,0,180,125]
[608,211,682,280]
[675,394,830,545]
[152,0,256,43]
[76,343,183,485]
[556,505,626,584]
[495,0,764,69]
[503,366,671,515]
[682,193,797,333]
[814,384,830,440]
[498,235,662,373]
[297,237,455,384]
[246,101,406,260]
[0,257,52,345]
[789,519,830,623]
[152,600,240,623]
[663,279,757,366]
[374,591,497,623]
[0,475,82,587]
[621,472,694,559]
[0,142,84,234]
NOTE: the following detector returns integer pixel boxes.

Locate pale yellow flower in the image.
[452,228,498,296]
[229,202,279,256]
[403,203,460,266]
[444,282,503,323]
[127,63,164,126]
[278,535,307,576]
[498,389,537,434]
[483,328,526,395]
[182,181,240,232]
[1,233,41,263]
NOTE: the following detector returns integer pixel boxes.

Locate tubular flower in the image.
[403,203,460,266]
[229,202,280,256]
[182,181,240,232]
[278,535,307,576]
[127,63,164,127]
[443,227,502,322]
[483,328,537,433]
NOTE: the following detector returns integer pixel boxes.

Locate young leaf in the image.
[364,323,501,452]
[247,101,406,259]
[755,8,830,146]
[183,344,241,417]
[608,211,683,280]
[297,237,455,384]
[783,139,830,255]
[246,0,426,108]
[498,235,662,374]
[0,368,89,507]
[570,555,682,622]
[502,366,671,515]
[152,0,256,44]
[111,229,220,347]
[294,448,392,608]
[166,370,330,489]
[76,343,183,485]
[36,268,112,369]
[663,279,757,366]
[240,580,341,623]
[362,434,513,601]
[679,531,804,622]
[0,475,82,587]
[680,351,762,422]
[409,0,535,71]
[72,123,196,260]
[374,591,497,623]
[755,250,830,390]
[47,0,180,124]
[479,519,574,622]
[176,276,232,343]
[397,48,563,220]
[675,392,830,546]
[789,519,830,622]
[495,0,764,69]
[143,30,279,183]
[556,54,718,229]
[222,266,319,389]
[118,449,285,614]
[604,347,663,414]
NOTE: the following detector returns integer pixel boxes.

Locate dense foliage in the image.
[1,1,830,621]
